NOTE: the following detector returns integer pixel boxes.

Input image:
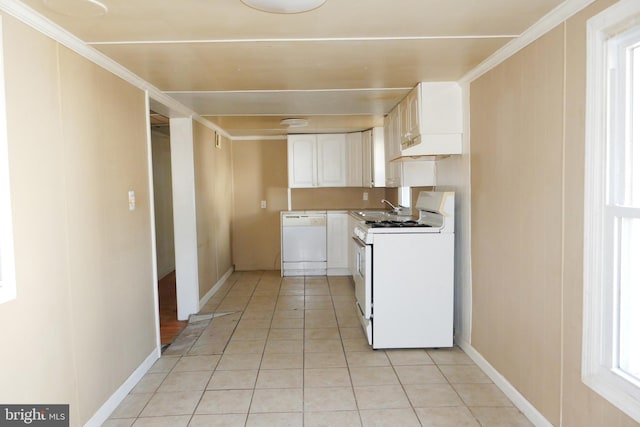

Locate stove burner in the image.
[366,220,432,228]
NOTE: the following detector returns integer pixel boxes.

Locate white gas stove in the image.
[351,191,455,349]
[353,191,454,243]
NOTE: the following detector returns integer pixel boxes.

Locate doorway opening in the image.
[150,111,186,346]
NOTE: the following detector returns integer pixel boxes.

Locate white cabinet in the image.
[360,127,386,188]
[346,132,363,187]
[288,134,317,188]
[385,107,402,162]
[327,212,350,275]
[384,110,402,187]
[317,134,347,187]
[361,130,372,187]
[400,87,420,145]
[385,82,463,158]
[288,134,347,188]
[383,109,435,187]
[289,131,384,188]
[371,127,386,188]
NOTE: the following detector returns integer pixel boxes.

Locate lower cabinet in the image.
[327,211,350,275]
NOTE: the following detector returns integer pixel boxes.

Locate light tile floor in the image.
[104,271,533,427]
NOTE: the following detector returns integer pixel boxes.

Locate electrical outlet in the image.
[128,190,136,211]
[260,200,267,209]
[363,192,369,201]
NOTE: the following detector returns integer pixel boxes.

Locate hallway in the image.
[105,271,532,426]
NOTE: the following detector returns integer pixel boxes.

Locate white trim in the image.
[168,88,412,95]
[326,268,351,276]
[459,0,596,84]
[457,340,553,427]
[0,0,232,140]
[583,0,640,423]
[0,16,16,304]
[88,35,517,46]
[169,118,201,321]
[84,348,160,427]
[199,266,234,310]
[458,82,473,344]
[144,93,163,354]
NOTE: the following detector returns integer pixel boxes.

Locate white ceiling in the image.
[17,0,566,137]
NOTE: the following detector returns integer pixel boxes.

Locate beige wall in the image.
[151,129,175,278]
[193,122,234,299]
[231,139,289,270]
[291,187,389,210]
[471,25,565,423]
[0,14,156,426]
[469,0,638,425]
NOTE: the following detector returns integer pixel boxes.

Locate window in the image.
[0,17,16,304]
[583,0,640,422]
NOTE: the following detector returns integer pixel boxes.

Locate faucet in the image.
[381,199,401,213]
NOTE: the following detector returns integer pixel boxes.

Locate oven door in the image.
[352,236,372,345]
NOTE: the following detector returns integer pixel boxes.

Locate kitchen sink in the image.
[352,210,414,221]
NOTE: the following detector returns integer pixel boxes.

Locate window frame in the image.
[583,0,640,422]
[0,16,16,305]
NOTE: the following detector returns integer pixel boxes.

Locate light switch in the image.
[128,190,136,211]
[363,192,369,201]
[260,200,267,209]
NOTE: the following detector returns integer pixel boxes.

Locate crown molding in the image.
[0,0,232,139]
[459,0,597,84]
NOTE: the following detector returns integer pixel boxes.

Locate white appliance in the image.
[352,191,455,349]
[281,211,327,276]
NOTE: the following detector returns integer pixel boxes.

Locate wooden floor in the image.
[158,271,187,345]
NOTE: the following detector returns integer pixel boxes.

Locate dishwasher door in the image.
[281,212,327,276]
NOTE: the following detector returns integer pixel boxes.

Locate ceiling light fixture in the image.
[241,0,326,14]
[280,118,309,127]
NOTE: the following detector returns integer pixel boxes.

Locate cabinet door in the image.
[406,87,421,141]
[361,130,372,187]
[371,127,386,187]
[317,134,347,187]
[327,212,349,272]
[346,132,363,187]
[288,135,317,188]
[387,107,401,160]
[384,110,401,187]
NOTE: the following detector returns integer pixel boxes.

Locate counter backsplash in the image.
[290,186,435,212]
[290,187,391,211]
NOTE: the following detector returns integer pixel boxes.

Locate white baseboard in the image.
[199,266,234,310]
[84,347,160,427]
[456,339,553,427]
[327,268,351,276]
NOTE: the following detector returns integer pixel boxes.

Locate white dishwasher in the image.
[281,211,327,276]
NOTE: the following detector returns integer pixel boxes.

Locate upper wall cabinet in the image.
[346,132,363,187]
[384,109,402,187]
[288,134,347,188]
[363,127,386,188]
[386,82,463,158]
